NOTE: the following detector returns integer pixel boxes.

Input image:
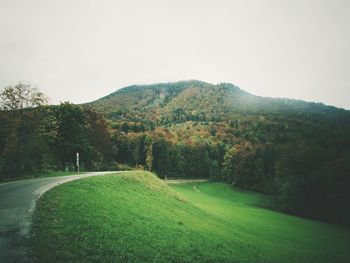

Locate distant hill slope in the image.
[87,80,350,129]
[86,80,350,227]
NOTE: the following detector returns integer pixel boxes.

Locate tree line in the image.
[112,129,350,227]
[0,84,117,176]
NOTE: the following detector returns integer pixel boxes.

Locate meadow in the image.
[30,172,350,262]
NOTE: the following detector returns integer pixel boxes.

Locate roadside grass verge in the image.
[30,171,350,263]
[0,162,135,184]
[0,170,77,184]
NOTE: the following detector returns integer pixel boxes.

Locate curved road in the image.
[0,171,118,263]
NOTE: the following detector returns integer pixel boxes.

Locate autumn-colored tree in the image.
[84,108,117,169]
[145,136,153,171]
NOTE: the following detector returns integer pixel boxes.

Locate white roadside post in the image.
[76,152,80,173]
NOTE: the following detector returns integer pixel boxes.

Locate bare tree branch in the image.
[0,83,48,111]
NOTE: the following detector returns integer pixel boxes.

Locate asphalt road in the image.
[0,171,118,263]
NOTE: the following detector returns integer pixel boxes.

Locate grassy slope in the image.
[31,172,350,263]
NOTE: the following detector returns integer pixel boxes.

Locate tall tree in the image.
[84,108,117,169]
[145,136,153,171]
[0,83,47,110]
[47,102,92,170]
[0,84,49,177]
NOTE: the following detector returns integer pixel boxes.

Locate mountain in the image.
[87,80,350,129]
[86,80,350,227]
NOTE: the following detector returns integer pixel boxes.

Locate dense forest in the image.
[0,83,117,175]
[1,81,350,227]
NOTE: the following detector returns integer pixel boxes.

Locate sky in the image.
[0,0,349,109]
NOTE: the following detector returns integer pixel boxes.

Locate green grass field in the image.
[30,172,350,263]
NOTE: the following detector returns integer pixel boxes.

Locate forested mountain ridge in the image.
[86,80,350,227]
[88,80,350,129]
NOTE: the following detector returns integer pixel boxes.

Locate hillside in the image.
[85,80,350,227]
[31,172,350,263]
[88,80,350,129]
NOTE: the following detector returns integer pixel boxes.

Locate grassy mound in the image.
[31,171,350,263]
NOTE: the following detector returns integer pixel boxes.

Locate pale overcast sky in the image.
[0,0,349,109]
